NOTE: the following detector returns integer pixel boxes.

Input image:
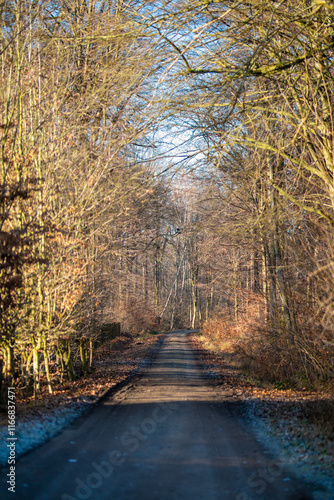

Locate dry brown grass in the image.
[201,301,334,390]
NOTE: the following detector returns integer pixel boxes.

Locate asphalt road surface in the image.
[1,330,315,500]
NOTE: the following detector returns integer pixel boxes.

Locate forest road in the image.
[1,330,317,500]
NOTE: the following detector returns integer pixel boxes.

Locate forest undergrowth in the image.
[0,331,162,428]
[200,301,334,391]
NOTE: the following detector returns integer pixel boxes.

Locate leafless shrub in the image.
[117,297,156,336]
[203,299,334,389]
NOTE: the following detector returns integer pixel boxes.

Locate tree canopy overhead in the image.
[1,0,334,399]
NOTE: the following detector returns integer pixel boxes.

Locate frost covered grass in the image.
[0,400,89,466]
[245,400,334,500]
[0,397,98,466]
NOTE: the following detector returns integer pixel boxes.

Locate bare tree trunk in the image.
[269,159,294,337]
[191,267,198,329]
[32,337,41,399]
[43,336,53,394]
